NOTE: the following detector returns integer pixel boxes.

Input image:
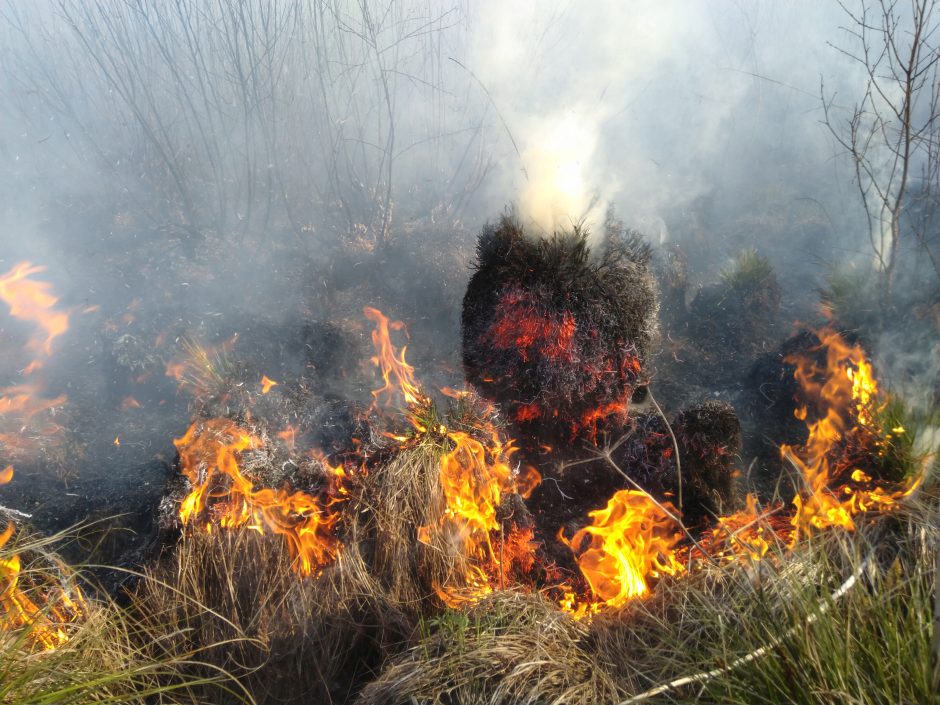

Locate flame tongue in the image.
[562,490,683,609]
[0,262,70,368]
[782,329,917,542]
[175,419,341,576]
[364,306,426,414]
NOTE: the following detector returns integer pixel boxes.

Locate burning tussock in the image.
[137,406,519,702]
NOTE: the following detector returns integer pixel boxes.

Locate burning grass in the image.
[2,261,938,704]
[590,494,940,704]
[0,526,246,705]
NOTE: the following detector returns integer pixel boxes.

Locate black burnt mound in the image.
[524,400,741,550]
[462,215,658,442]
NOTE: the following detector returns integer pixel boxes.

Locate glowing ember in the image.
[175,419,341,576]
[0,467,85,650]
[483,287,577,364]
[261,375,278,394]
[562,490,683,610]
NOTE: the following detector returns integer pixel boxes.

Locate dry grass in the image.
[1,527,239,705]
[133,433,481,703]
[360,591,620,705]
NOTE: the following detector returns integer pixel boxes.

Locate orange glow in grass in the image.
[0,467,86,651]
[260,375,278,394]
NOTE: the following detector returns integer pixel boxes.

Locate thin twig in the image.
[448,56,528,182]
[648,389,683,516]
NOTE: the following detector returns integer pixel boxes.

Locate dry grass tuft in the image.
[1,527,237,705]
[359,591,620,705]
[134,435,478,703]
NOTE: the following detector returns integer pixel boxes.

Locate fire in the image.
[364,306,427,412]
[175,419,341,576]
[422,425,540,605]
[703,494,790,562]
[364,307,538,603]
[0,467,85,650]
[562,490,683,610]
[0,262,70,370]
[782,329,919,543]
[0,265,69,458]
[434,431,514,561]
[260,375,278,394]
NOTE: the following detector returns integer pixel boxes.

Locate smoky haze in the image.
[2,2,868,268]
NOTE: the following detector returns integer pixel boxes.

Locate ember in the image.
[462,215,657,442]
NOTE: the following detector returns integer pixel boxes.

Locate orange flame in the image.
[363,309,537,603]
[0,467,86,650]
[782,329,918,543]
[260,375,278,394]
[0,264,69,458]
[435,431,514,562]
[562,490,683,611]
[364,307,427,413]
[0,262,70,370]
[175,419,341,576]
